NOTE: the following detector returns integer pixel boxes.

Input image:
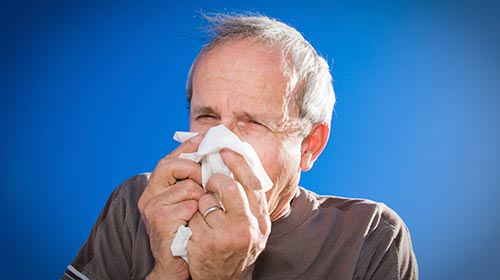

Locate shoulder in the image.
[64,173,154,280]
[92,173,151,226]
[301,188,418,279]
[110,173,151,205]
[303,187,405,234]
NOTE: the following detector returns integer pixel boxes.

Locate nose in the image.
[219,118,242,138]
[219,118,236,131]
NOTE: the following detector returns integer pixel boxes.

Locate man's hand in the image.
[187,148,272,280]
[138,135,206,280]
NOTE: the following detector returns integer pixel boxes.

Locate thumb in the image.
[167,133,204,159]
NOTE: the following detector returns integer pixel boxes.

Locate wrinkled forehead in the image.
[192,38,301,114]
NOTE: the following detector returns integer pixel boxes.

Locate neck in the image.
[268,185,297,222]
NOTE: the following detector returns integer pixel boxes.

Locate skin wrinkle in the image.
[267,140,299,221]
[187,16,335,130]
[190,38,305,222]
[193,42,299,136]
[63,15,418,280]
[200,39,305,136]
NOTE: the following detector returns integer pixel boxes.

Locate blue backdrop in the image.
[1,1,499,279]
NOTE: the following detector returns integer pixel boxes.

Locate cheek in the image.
[189,122,212,134]
[245,137,280,173]
[252,137,302,182]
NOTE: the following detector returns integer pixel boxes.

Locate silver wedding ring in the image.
[202,204,225,220]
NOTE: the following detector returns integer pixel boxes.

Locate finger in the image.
[218,149,269,217]
[139,179,205,219]
[219,148,266,192]
[167,133,204,159]
[140,180,205,242]
[187,211,212,243]
[150,179,205,208]
[143,199,196,278]
[204,173,252,218]
[144,133,204,196]
[144,199,199,235]
[198,193,226,227]
[146,158,202,196]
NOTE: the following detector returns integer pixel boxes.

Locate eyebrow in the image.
[191,106,219,117]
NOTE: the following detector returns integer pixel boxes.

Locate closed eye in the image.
[191,106,219,122]
[195,114,220,125]
[197,114,217,119]
[242,118,271,132]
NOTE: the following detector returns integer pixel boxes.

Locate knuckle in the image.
[207,173,226,184]
[177,180,205,197]
[138,192,153,216]
[178,200,198,217]
[142,202,156,222]
[154,157,178,174]
[181,178,201,190]
[198,193,216,206]
[244,175,262,191]
[205,173,239,194]
[156,157,171,168]
[222,178,243,194]
[137,195,146,212]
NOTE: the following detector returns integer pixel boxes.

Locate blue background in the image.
[1,1,499,279]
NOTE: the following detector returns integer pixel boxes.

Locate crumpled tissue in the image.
[170,124,273,262]
[173,124,273,191]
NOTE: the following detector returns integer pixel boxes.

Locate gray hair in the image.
[186,13,335,132]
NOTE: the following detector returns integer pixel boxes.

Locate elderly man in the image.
[63,14,418,280]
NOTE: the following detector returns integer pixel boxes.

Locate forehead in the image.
[191,39,298,118]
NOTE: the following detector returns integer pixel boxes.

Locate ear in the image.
[300,124,330,171]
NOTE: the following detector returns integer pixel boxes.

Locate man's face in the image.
[189,39,306,219]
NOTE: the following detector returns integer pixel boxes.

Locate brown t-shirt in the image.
[62,174,418,280]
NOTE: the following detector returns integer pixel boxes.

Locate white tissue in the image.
[170,225,192,262]
[170,125,273,262]
[173,124,273,191]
